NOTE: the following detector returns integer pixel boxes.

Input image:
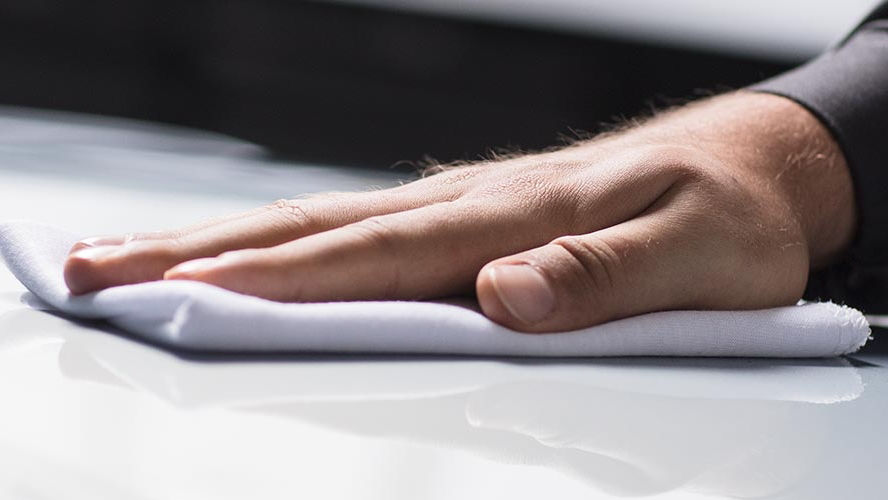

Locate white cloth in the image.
[0,220,871,357]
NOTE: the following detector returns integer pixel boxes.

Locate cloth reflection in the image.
[5,306,861,499]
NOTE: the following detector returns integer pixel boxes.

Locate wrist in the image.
[618,92,856,268]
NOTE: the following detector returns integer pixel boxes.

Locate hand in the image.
[64,92,856,332]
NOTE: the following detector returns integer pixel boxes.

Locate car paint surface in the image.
[0,109,884,499]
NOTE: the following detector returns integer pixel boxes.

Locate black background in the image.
[0,0,793,168]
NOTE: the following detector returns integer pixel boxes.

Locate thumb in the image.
[476,216,693,332]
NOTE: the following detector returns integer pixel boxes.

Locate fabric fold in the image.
[0,220,871,357]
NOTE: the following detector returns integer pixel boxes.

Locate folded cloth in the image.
[0,221,871,357]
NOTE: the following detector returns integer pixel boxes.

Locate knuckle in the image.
[469,162,543,196]
[475,173,566,216]
[347,217,397,250]
[265,199,314,235]
[431,165,484,185]
[344,217,403,297]
[551,235,623,295]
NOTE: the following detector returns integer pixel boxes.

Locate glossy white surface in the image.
[1,110,886,499]
[327,0,883,60]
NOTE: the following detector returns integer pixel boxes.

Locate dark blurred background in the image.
[0,0,830,169]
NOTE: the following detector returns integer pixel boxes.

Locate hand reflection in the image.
[39,316,864,499]
[464,379,833,497]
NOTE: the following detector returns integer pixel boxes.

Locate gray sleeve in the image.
[751,2,888,313]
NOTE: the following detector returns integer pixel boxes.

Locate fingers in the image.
[162,197,575,301]
[63,160,513,295]
[63,147,685,296]
[156,151,693,303]
[67,208,275,254]
[158,155,682,303]
[64,189,436,294]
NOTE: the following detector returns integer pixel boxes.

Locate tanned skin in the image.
[64,92,855,333]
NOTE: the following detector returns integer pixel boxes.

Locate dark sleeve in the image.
[750,1,888,313]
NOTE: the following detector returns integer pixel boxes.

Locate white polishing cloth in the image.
[0,220,871,357]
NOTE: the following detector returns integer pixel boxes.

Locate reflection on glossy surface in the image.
[0,306,885,499]
[1,117,885,498]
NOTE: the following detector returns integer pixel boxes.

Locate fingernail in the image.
[70,235,125,253]
[165,258,218,278]
[80,235,126,247]
[489,265,556,325]
[70,246,121,261]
